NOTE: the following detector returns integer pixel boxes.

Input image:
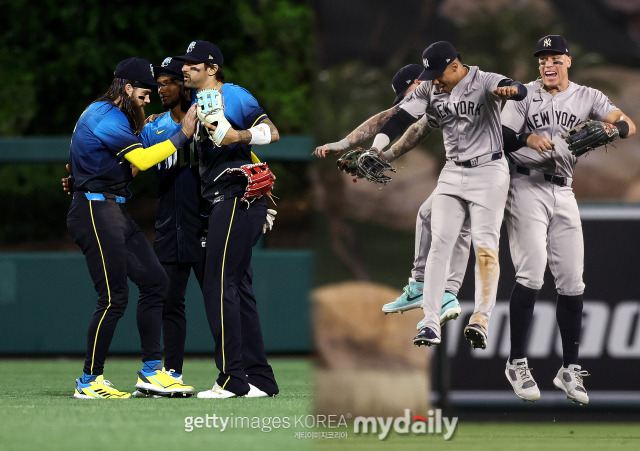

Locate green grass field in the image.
[0,358,638,450]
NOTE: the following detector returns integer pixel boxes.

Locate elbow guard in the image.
[498,79,527,101]
[502,126,530,153]
[378,108,417,143]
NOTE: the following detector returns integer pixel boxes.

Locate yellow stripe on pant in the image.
[220,198,237,388]
[89,200,112,374]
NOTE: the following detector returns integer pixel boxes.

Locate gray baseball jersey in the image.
[502,81,618,177]
[399,65,515,338]
[502,81,617,295]
[401,66,508,160]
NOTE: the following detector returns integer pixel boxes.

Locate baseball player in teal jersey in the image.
[314,64,469,328]
[369,41,527,349]
[175,40,280,398]
[67,57,198,399]
[501,35,636,404]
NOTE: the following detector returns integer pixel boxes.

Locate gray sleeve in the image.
[589,88,618,121]
[501,93,529,132]
[399,81,432,118]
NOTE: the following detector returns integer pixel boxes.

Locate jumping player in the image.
[313,64,468,328]
[67,57,197,399]
[135,56,207,393]
[501,35,636,404]
[175,40,280,398]
[369,41,527,349]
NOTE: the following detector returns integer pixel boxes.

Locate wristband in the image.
[371,133,390,152]
[327,138,350,151]
[382,149,395,162]
[170,130,189,149]
[517,132,531,146]
[613,121,630,138]
[248,123,271,145]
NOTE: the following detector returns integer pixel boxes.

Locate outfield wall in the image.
[437,204,640,407]
[0,249,312,354]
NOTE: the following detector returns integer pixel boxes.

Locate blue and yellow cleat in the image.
[73,375,131,399]
[135,367,195,397]
[382,279,424,314]
[416,292,462,329]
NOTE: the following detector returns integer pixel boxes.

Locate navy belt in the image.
[515,165,570,187]
[453,151,503,168]
[73,192,126,203]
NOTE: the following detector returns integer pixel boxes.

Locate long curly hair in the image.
[93,78,146,134]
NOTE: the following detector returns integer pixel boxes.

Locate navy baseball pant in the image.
[202,196,279,396]
[161,260,205,374]
[67,195,166,375]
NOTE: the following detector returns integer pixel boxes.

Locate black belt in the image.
[515,165,569,187]
[73,192,126,203]
[453,151,503,168]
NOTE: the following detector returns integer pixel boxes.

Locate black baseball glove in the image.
[336,148,396,184]
[561,120,620,157]
[357,150,396,184]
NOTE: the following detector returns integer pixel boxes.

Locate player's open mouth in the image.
[544,71,557,79]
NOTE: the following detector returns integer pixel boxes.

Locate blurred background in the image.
[1,0,639,419]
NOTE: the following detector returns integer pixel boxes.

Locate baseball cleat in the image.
[464,323,488,349]
[553,364,590,405]
[505,358,541,402]
[416,292,463,330]
[135,367,195,397]
[413,326,441,347]
[244,384,273,398]
[382,279,423,313]
[73,375,131,399]
[131,390,165,398]
[197,383,237,399]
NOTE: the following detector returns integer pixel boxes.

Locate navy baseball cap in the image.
[153,57,184,79]
[418,41,458,81]
[534,35,570,57]
[114,57,162,88]
[174,40,224,66]
[391,64,423,106]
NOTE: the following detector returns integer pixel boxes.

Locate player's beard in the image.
[94,79,145,134]
[118,93,145,135]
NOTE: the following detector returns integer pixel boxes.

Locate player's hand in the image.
[61,163,73,195]
[526,134,555,153]
[180,104,198,138]
[145,113,161,124]
[492,86,519,99]
[262,209,277,234]
[201,122,238,146]
[313,144,335,158]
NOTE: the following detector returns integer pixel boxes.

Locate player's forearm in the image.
[385,119,434,162]
[344,107,399,145]
[607,112,636,138]
[124,131,187,171]
[231,119,280,145]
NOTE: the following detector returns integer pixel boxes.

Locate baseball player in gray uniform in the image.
[501,35,636,404]
[314,64,469,328]
[369,41,527,349]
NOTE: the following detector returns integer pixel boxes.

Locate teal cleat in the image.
[416,292,462,329]
[382,279,423,314]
